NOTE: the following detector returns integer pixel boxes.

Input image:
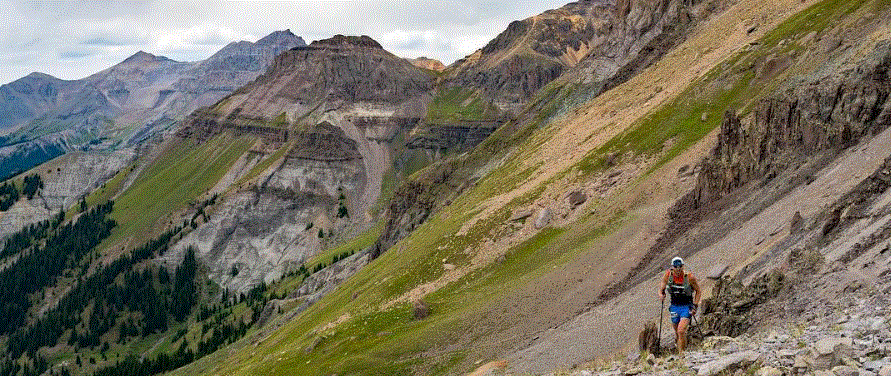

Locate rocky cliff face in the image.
[371,0,720,262]
[409,57,446,72]
[213,34,432,122]
[442,0,709,113]
[163,124,365,292]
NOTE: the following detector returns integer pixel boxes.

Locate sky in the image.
[0,0,569,85]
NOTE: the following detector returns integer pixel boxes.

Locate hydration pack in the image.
[666,271,693,305]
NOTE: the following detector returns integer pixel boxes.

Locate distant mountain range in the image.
[0,30,305,178]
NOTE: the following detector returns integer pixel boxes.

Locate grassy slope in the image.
[173,1,882,375]
[99,133,254,250]
[426,86,502,124]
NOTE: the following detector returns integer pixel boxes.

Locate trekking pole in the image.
[691,310,704,339]
[657,296,664,352]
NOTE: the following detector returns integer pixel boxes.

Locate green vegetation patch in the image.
[426,86,502,123]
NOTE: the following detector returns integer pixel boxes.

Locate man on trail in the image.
[658,256,701,354]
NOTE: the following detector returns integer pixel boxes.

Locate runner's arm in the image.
[690,274,702,306]
[658,271,668,300]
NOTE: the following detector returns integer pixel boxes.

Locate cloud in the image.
[381,29,437,50]
[59,49,98,60]
[0,0,570,84]
[82,37,126,47]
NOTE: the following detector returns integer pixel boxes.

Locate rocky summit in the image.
[5,0,891,376]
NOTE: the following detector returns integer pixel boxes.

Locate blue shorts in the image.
[669,304,692,324]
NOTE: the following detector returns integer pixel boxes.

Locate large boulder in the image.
[811,337,853,369]
[568,191,588,208]
[535,208,553,229]
[695,350,761,376]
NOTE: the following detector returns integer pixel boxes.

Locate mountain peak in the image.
[122,50,170,64]
[23,72,59,81]
[256,29,306,46]
[410,57,446,72]
[309,35,382,49]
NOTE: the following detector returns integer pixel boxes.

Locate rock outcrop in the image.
[166,36,439,291]
[695,41,891,206]
[211,34,432,123]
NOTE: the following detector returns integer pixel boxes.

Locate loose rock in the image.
[535,209,553,229]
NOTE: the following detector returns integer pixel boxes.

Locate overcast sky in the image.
[0,0,570,85]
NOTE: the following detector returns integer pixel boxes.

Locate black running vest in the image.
[666,271,693,306]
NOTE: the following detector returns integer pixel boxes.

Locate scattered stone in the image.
[568,191,588,208]
[701,336,739,351]
[755,366,783,376]
[793,354,812,369]
[831,365,858,376]
[646,353,656,365]
[509,209,534,222]
[879,364,891,376]
[701,112,709,122]
[707,264,729,280]
[864,360,884,371]
[535,209,553,229]
[844,280,863,293]
[413,299,430,320]
[747,25,758,34]
[790,211,804,234]
[696,350,760,376]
